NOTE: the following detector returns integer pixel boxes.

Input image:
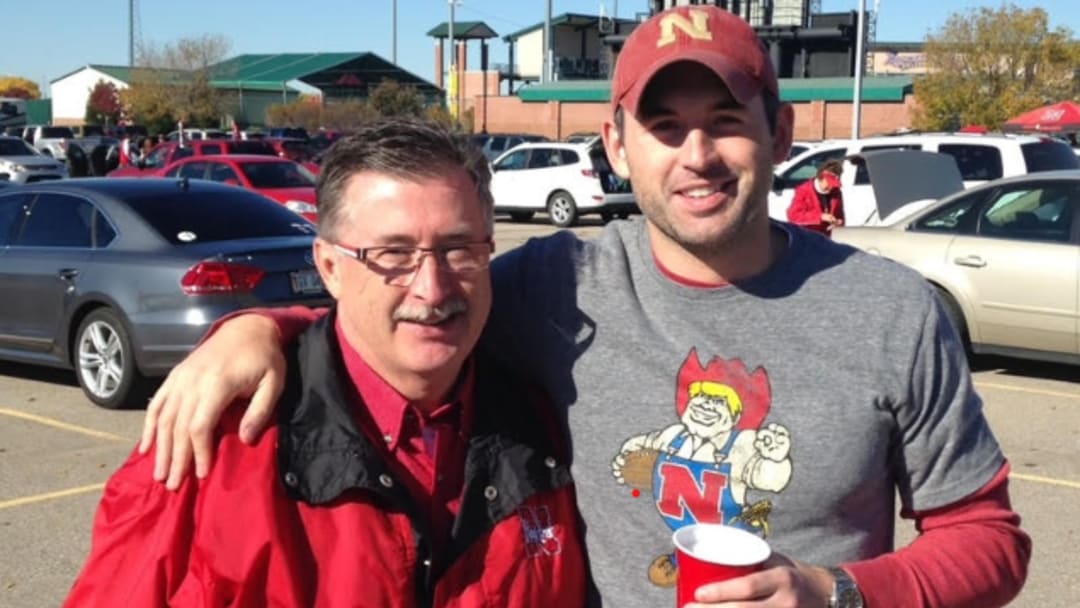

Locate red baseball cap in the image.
[610,5,779,116]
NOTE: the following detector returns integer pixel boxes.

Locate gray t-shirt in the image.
[483,218,1003,607]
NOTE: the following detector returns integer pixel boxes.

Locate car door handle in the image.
[953,255,986,268]
[58,268,80,281]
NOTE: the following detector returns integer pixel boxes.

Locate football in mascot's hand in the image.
[620,448,660,491]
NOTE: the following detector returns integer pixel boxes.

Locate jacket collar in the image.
[276,308,572,553]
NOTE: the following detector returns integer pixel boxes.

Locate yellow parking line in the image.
[0,483,105,510]
[974,382,1080,401]
[1011,473,1080,491]
[0,407,130,442]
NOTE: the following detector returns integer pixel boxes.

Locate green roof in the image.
[517,76,915,103]
[51,64,192,85]
[503,13,639,42]
[53,64,299,92]
[779,76,914,102]
[209,53,366,83]
[426,21,498,39]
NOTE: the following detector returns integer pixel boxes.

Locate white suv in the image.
[489,140,637,227]
[769,133,1079,226]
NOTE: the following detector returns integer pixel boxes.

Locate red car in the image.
[109,139,277,177]
[162,155,319,222]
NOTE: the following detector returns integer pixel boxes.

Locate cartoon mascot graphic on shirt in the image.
[611,349,792,588]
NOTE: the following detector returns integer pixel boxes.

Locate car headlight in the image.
[284,200,318,214]
[1,162,22,171]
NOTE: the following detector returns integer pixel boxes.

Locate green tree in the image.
[367,80,425,118]
[913,4,1080,131]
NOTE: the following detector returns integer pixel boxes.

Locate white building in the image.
[49,65,132,126]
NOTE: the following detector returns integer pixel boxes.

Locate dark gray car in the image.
[0,178,330,408]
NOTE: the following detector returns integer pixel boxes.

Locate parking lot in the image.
[1,218,1078,608]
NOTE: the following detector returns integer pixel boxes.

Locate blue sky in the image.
[3,0,1078,95]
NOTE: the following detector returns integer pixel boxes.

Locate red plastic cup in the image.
[673,523,771,607]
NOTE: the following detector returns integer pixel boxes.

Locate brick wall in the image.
[470,94,918,141]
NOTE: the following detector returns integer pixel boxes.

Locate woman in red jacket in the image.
[786,159,845,236]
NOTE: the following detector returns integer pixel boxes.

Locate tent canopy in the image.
[1002,101,1080,133]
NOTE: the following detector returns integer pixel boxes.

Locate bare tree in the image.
[122,34,232,131]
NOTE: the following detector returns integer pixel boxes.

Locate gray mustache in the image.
[392,298,468,324]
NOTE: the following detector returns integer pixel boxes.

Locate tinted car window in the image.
[937,144,1003,181]
[173,147,195,161]
[0,138,38,156]
[0,192,29,245]
[911,189,991,234]
[1020,141,1080,172]
[239,161,314,188]
[17,193,92,247]
[177,162,209,179]
[208,162,240,183]
[230,141,276,155]
[201,144,223,155]
[125,189,317,244]
[559,149,580,165]
[776,147,846,189]
[41,127,75,139]
[144,145,172,168]
[527,148,559,168]
[94,209,117,247]
[494,150,528,171]
[977,182,1077,243]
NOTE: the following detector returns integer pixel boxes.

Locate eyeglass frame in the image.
[329,239,495,286]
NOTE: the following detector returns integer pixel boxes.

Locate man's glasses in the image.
[332,240,494,286]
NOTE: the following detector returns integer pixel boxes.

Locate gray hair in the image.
[315,118,494,240]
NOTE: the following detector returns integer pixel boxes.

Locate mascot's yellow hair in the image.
[688,381,743,417]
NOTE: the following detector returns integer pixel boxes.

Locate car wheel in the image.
[547,190,578,227]
[74,308,149,409]
[509,211,534,222]
[934,287,971,354]
[600,211,614,223]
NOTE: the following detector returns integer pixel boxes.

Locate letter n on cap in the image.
[657,9,713,47]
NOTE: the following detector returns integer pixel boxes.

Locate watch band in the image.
[827,566,864,608]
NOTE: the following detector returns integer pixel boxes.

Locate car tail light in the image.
[581,168,597,177]
[180,262,265,294]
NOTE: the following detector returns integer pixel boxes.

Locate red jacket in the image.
[786,178,844,235]
[66,313,588,608]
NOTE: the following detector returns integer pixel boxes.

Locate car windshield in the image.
[124,188,317,244]
[1021,141,1080,172]
[0,138,38,156]
[239,161,316,188]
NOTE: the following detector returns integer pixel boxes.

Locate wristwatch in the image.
[827,567,864,608]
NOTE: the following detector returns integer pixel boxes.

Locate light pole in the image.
[447,0,457,117]
[851,0,866,139]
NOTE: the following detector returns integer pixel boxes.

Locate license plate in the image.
[289,269,324,294]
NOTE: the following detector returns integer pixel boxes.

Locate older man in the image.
[140,6,1030,608]
[65,119,586,607]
